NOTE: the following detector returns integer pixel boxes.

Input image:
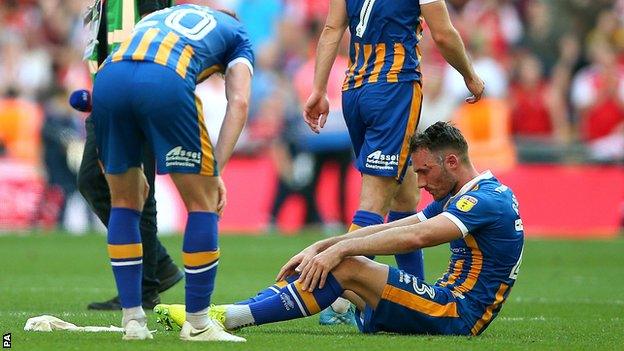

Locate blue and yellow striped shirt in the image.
[343,0,425,90]
[418,171,524,335]
[102,4,254,87]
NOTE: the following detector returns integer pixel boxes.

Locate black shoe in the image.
[87,292,161,311]
[157,263,184,293]
[87,296,122,311]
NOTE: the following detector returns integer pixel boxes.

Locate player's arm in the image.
[303,0,348,133]
[421,0,484,103]
[320,213,424,249]
[276,213,423,281]
[311,0,348,96]
[333,214,461,257]
[215,63,252,173]
[298,215,463,291]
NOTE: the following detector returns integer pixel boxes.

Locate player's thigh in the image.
[357,266,471,335]
[169,173,220,212]
[104,167,148,210]
[133,63,217,178]
[390,170,420,211]
[357,82,423,182]
[358,173,399,214]
[333,256,388,309]
[91,62,143,176]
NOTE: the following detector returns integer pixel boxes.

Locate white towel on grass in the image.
[24,315,124,332]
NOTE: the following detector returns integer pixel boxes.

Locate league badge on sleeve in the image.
[456,195,478,212]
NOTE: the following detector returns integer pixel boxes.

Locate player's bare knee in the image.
[332,256,370,287]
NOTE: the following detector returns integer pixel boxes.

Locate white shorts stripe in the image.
[184,261,218,274]
[287,284,307,316]
[111,259,142,266]
[269,286,280,294]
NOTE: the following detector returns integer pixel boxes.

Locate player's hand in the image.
[276,243,322,282]
[298,245,344,292]
[464,75,485,104]
[303,91,330,134]
[216,176,227,216]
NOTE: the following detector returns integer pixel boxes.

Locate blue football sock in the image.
[108,207,143,308]
[388,210,424,279]
[350,210,384,260]
[183,212,220,313]
[249,274,344,325]
[235,275,298,305]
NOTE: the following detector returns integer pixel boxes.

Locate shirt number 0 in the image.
[164,7,217,41]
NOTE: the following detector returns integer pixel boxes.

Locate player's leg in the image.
[353,266,471,335]
[136,63,242,342]
[91,61,152,339]
[78,116,181,311]
[389,169,425,278]
[105,169,153,339]
[214,257,388,330]
[105,169,148,307]
[139,143,183,303]
[358,81,424,277]
[168,174,221,322]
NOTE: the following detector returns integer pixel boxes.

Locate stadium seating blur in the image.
[453,98,517,172]
[0,0,622,236]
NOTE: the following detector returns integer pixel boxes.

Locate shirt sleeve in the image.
[417,195,450,221]
[442,192,499,237]
[226,25,255,75]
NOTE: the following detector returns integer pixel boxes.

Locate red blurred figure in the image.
[571,43,624,161]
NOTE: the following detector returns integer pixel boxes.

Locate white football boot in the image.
[179,318,246,342]
[122,320,153,340]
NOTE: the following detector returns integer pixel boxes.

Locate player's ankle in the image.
[122,306,147,327]
[186,308,209,330]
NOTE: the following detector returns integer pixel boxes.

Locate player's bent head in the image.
[409,122,471,200]
[409,121,469,166]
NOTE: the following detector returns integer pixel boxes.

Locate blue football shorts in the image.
[342,81,422,182]
[356,267,472,335]
[92,61,217,176]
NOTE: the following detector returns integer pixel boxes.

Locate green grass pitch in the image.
[0,233,623,350]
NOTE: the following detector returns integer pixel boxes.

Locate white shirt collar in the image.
[454,170,494,198]
[443,170,494,209]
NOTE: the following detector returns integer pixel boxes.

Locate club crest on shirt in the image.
[456,195,478,212]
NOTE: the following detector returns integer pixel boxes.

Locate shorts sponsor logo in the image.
[365,150,398,171]
[165,146,201,168]
[280,292,295,311]
[456,195,478,212]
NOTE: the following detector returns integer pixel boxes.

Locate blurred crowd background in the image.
[0,0,623,233]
